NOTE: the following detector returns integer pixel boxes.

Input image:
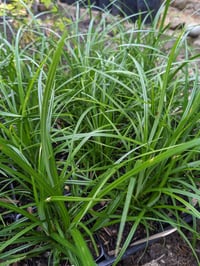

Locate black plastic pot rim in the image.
[96,210,199,266]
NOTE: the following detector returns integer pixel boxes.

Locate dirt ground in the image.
[120,228,200,266]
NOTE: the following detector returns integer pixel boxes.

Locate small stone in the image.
[171,0,187,10]
[193,38,200,47]
[187,25,200,38]
[169,17,185,30]
[165,7,185,30]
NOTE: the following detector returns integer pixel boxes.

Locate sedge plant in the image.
[0,0,200,265]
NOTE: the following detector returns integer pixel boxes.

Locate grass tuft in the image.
[0,0,200,264]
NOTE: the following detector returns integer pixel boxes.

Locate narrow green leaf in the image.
[71,228,96,266]
[45,196,109,202]
[0,222,40,253]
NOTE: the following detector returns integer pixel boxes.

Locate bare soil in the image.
[120,229,200,266]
